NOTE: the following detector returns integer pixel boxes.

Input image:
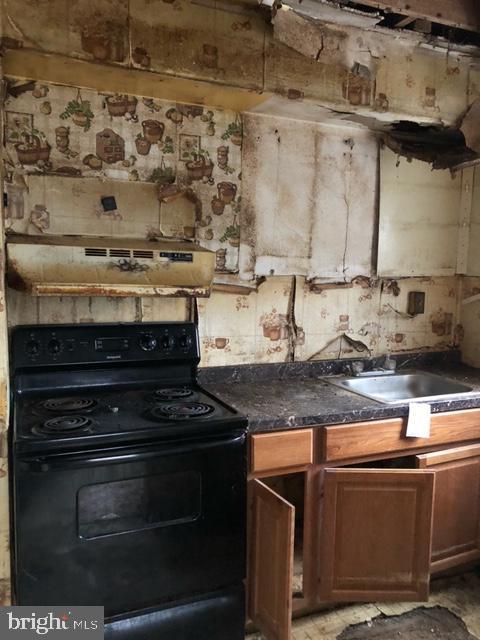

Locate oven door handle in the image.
[20,432,246,472]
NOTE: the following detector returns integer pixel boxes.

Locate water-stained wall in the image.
[3,79,462,367]
[460,277,480,367]
[197,276,460,366]
[7,275,461,368]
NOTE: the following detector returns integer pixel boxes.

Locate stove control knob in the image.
[161,334,175,350]
[178,334,193,350]
[47,338,62,355]
[26,339,41,357]
[139,333,157,352]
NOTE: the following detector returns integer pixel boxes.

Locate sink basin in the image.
[326,371,474,404]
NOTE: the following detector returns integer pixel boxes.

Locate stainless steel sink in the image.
[326,371,474,404]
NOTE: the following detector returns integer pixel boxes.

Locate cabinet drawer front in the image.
[322,409,480,462]
[251,429,313,474]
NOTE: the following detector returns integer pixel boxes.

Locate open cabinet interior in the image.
[248,470,309,640]
[344,455,418,469]
[262,473,306,601]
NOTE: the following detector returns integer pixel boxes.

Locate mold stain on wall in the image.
[197,275,460,367]
[2,78,463,368]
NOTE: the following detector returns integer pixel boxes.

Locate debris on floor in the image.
[337,606,476,640]
[247,570,480,640]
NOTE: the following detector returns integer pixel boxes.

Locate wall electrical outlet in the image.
[408,291,425,316]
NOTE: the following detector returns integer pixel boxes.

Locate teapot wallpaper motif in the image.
[3,80,242,273]
[2,80,462,370]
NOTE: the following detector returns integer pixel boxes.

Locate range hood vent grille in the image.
[133,250,154,259]
[85,247,108,257]
[85,248,156,260]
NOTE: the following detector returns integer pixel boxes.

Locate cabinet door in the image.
[416,443,480,574]
[319,469,434,602]
[249,479,294,640]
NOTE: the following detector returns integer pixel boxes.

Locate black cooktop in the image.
[15,383,239,453]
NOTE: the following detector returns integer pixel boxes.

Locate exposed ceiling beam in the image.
[347,0,480,33]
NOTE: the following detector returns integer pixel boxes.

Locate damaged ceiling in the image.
[269,1,480,169]
[382,123,479,171]
[342,0,480,37]
[275,0,480,43]
[379,99,480,171]
[3,0,480,169]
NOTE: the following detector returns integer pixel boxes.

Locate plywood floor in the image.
[248,571,480,640]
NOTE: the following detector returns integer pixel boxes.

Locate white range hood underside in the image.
[6,235,216,298]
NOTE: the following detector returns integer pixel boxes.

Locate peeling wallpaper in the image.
[460,277,480,368]
[0,0,477,609]
[2,79,462,368]
[240,114,377,281]
[7,275,461,367]
[198,276,460,367]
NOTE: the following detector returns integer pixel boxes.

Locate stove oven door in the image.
[12,430,246,616]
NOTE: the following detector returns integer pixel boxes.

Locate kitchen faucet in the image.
[349,354,397,377]
[382,354,397,372]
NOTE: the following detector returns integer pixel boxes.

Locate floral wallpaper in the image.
[3,80,242,272]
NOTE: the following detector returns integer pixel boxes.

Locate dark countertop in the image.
[199,352,480,433]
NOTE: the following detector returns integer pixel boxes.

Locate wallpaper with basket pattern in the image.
[4,80,242,273]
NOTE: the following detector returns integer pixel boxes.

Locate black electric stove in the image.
[15,380,242,454]
[10,322,247,640]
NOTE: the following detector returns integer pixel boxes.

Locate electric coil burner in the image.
[41,397,98,413]
[149,401,215,421]
[152,387,194,401]
[10,322,247,640]
[34,415,93,436]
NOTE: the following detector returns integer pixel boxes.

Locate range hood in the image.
[6,235,216,297]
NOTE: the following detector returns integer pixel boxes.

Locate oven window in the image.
[77,471,201,539]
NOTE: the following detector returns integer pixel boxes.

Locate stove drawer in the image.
[105,585,245,640]
[250,429,313,475]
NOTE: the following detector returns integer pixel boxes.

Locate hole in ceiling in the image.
[334,1,480,46]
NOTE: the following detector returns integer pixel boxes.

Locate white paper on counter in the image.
[406,403,431,438]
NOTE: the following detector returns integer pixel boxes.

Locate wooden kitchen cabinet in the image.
[318,468,434,602]
[248,470,313,640]
[248,415,480,640]
[249,479,294,640]
[416,443,480,574]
